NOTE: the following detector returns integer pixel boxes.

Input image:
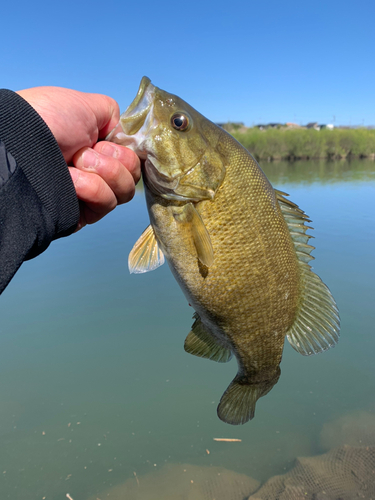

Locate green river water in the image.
[0,159,374,499]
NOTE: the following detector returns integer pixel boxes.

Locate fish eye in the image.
[171,113,190,131]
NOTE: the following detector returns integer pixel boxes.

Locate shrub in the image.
[231,127,375,160]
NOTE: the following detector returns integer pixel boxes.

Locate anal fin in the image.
[184,313,232,363]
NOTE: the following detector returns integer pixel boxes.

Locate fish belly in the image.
[145,153,301,374]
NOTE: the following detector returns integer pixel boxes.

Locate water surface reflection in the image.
[0,160,374,499]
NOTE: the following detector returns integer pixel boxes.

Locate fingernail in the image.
[100,143,118,158]
[82,149,99,169]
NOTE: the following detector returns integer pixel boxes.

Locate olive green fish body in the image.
[107,77,340,425]
[147,136,299,366]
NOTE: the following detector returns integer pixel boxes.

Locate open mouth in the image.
[120,77,155,135]
[106,76,155,142]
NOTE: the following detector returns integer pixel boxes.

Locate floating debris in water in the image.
[213,438,242,442]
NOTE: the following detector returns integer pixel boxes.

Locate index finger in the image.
[93,142,141,183]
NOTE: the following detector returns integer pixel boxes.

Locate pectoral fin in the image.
[128,225,165,274]
[184,313,232,363]
[173,203,214,267]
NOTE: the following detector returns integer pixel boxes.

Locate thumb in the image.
[84,93,121,139]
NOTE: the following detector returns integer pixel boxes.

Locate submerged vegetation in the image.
[228,126,375,161]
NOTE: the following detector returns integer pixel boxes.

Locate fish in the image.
[106,77,340,425]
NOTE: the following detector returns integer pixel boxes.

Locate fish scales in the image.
[106,77,340,425]
[148,134,300,365]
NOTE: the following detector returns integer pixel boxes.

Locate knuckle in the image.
[118,177,136,204]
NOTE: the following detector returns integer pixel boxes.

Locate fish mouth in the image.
[106,76,155,144]
[120,76,155,135]
[144,154,216,202]
[107,77,196,201]
[143,157,183,201]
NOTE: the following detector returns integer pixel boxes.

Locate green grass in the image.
[229,127,375,160]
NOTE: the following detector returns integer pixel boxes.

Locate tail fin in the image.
[217,370,280,425]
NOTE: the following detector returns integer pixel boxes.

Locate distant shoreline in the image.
[226,126,375,161]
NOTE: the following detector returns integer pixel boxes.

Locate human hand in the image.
[16,87,141,230]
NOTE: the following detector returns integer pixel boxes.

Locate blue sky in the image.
[1,0,374,126]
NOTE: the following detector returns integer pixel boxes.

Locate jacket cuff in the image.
[0,89,79,238]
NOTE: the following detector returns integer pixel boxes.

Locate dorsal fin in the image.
[275,189,340,356]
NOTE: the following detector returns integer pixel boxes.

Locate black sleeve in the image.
[0,89,80,294]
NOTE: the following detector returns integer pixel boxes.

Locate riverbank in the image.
[229,127,375,160]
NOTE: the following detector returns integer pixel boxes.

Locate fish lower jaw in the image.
[105,127,147,156]
[144,158,193,201]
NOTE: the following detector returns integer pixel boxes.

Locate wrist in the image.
[0,89,79,237]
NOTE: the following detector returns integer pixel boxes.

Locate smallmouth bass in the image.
[107,77,340,425]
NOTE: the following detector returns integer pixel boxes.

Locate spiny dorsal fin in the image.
[275,189,340,355]
[128,225,165,274]
[173,203,214,267]
[184,313,232,363]
[275,189,311,221]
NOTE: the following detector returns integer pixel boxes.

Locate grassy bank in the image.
[230,127,375,160]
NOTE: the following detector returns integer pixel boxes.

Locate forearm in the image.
[0,90,79,293]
